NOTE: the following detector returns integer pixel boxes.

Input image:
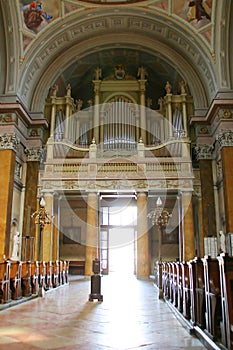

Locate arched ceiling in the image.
[1,0,232,116]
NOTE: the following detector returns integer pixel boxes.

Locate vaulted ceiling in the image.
[0,1,232,116]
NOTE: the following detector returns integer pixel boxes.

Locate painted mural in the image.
[20,0,60,33]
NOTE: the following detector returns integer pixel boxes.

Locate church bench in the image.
[21,261,32,297]
[51,260,60,288]
[188,257,206,329]
[9,260,22,300]
[45,261,53,290]
[176,261,183,313]
[0,260,11,303]
[181,261,190,319]
[69,260,85,275]
[202,256,222,341]
[38,261,46,289]
[31,261,39,295]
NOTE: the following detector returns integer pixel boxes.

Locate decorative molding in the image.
[24,147,43,161]
[0,113,17,124]
[194,144,213,160]
[0,133,19,151]
[216,129,233,148]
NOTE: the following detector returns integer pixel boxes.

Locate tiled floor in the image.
[0,273,206,350]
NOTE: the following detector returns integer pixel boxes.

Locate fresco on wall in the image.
[172,0,212,29]
[20,0,60,33]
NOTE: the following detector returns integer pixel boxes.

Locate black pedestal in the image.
[89,274,103,302]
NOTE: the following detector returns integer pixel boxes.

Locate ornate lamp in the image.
[147,197,171,298]
[147,197,171,227]
[31,196,51,260]
[31,196,51,229]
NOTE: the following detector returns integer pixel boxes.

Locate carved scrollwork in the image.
[24,147,43,161]
[0,133,19,150]
[216,129,233,148]
[194,144,213,160]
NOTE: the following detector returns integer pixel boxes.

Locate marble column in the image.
[181,191,195,261]
[137,192,150,278]
[217,130,233,233]
[195,144,216,249]
[0,134,18,258]
[85,192,98,275]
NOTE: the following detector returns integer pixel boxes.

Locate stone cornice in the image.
[216,129,233,148]
[194,144,214,160]
[0,133,19,151]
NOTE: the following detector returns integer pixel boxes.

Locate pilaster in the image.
[137,192,150,278]
[85,192,98,275]
[0,133,19,258]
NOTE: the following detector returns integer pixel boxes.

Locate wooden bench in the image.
[0,260,11,303]
[9,260,22,300]
[69,260,85,275]
[31,261,39,295]
[21,261,32,297]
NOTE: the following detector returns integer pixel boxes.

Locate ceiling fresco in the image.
[17,0,214,110]
[19,0,213,37]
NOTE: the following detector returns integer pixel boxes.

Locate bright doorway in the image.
[100,201,137,276]
[109,227,135,275]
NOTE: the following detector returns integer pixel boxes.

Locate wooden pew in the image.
[69,260,85,275]
[0,260,11,303]
[217,254,233,350]
[168,262,174,303]
[176,261,183,313]
[45,261,53,290]
[181,261,190,319]
[21,261,32,297]
[38,261,46,289]
[9,260,22,300]
[202,256,222,341]
[31,261,39,295]
[162,262,169,300]
[52,260,60,288]
[188,257,206,328]
[172,262,178,308]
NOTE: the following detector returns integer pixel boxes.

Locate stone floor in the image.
[0,273,207,350]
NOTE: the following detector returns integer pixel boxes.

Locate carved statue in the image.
[11,219,20,260]
[179,80,187,94]
[138,66,147,80]
[51,84,58,97]
[66,83,71,96]
[94,67,102,80]
[165,81,172,94]
[76,99,83,111]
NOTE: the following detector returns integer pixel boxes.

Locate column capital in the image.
[194,143,213,160]
[0,133,19,151]
[216,129,233,148]
[25,147,43,161]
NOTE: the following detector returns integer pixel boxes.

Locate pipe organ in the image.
[45,65,194,153]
